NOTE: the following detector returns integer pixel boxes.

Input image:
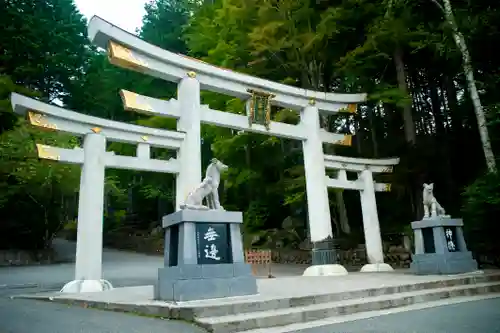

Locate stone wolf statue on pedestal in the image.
[422,183,449,218]
[180,158,228,210]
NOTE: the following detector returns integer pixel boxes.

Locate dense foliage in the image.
[0,0,499,262]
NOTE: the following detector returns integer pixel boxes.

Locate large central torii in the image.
[87,16,399,277]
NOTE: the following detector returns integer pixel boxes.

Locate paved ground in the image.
[0,288,206,333]
[0,239,305,333]
[0,240,210,333]
[1,240,499,333]
[297,297,500,333]
[0,239,307,290]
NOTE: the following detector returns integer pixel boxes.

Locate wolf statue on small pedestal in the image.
[410,183,477,275]
[155,158,258,302]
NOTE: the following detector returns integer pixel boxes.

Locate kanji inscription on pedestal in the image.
[195,224,231,264]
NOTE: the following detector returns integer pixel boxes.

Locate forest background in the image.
[1,0,499,265]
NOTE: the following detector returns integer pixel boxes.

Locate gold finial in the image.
[91,127,102,134]
[347,104,357,113]
[309,98,316,106]
[141,135,149,142]
[187,71,197,78]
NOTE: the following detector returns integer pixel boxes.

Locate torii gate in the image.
[324,154,400,272]
[87,16,368,275]
[11,93,183,292]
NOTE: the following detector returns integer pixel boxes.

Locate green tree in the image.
[0,0,90,250]
[0,0,90,102]
[140,0,191,53]
[0,122,80,250]
[64,0,201,235]
[431,0,496,172]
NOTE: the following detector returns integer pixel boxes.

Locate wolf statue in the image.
[180,158,229,210]
[422,183,449,219]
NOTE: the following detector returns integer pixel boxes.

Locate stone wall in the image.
[102,232,412,268]
[103,233,164,255]
[0,249,56,266]
[258,245,411,268]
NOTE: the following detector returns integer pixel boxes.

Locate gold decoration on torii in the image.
[27,111,57,131]
[246,89,275,130]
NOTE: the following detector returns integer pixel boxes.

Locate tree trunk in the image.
[394,46,416,144]
[429,79,445,136]
[443,75,461,134]
[325,142,351,235]
[335,191,351,234]
[437,0,496,172]
[367,106,379,157]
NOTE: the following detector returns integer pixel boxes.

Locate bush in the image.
[0,123,80,251]
[462,172,500,267]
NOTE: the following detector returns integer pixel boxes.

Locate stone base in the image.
[302,264,348,277]
[360,263,394,273]
[155,263,257,302]
[311,237,338,266]
[411,251,478,275]
[60,279,113,293]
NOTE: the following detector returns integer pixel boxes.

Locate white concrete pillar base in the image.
[303,264,348,277]
[60,279,113,293]
[360,263,394,272]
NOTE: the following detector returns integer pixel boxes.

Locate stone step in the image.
[242,293,500,333]
[195,281,500,333]
[176,273,500,319]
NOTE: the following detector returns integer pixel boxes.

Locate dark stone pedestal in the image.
[154,210,258,302]
[410,218,478,275]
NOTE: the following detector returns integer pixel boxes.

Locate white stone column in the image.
[359,169,393,272]
[175,73,202,265]
[61,133,113,293]
[175,73,202,210]
[301,105,347,277]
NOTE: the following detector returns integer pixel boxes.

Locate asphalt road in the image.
[0,288,206,333]
[297,297,500,333]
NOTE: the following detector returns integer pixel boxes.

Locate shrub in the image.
[462,172,500,267]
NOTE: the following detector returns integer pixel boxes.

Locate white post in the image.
[175,73,202,210]
[174,73,202,265]
[61,133,113,292]
[137,142,150,159]
[359,169,393,272]
[301,105,347,276]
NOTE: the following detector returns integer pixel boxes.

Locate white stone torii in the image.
[324,154,400,272]
[87,16,368,275]
[11,93,184,292]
